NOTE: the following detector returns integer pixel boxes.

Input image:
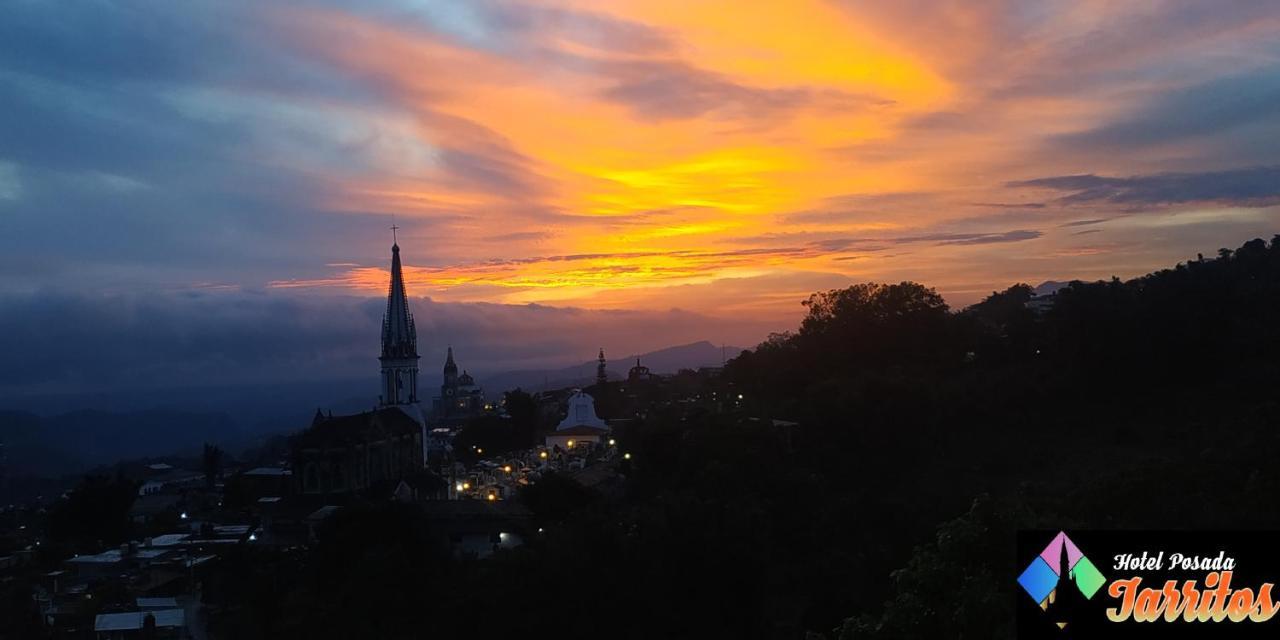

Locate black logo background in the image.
[1017,530,1280,639]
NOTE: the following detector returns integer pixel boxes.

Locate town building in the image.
[94,608,186,639]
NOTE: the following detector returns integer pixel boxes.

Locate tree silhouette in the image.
[202,442,224,488]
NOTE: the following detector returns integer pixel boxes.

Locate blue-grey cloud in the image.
[0,1,570,297]
[1059,218,1111,228]
[1009,166,1280,208]
[0,290,775,398]
[1054,70,1280,151]
[812,229,1042,252]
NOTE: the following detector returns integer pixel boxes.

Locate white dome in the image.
[556,390,607,431]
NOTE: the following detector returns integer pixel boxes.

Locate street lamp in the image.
[623,452,632,460]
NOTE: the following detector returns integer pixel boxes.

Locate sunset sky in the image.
[2,1,1280,393]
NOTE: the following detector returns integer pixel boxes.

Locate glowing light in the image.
[567,440,575,448]
[608,439,616,446]
[623,452,632,460]
[487,493,497,501]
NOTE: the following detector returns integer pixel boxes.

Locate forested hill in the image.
[716,236,1280,637]
[728,235,1280,417]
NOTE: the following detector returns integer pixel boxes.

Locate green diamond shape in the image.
[1072,555,1106,599]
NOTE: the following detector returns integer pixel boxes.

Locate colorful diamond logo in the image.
[1018,531,1106,606]
[1071,555,1106,599]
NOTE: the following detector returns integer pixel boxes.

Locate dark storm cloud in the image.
[0,291,765,397]
[0,291,376,393]
[1009,166,1280,208]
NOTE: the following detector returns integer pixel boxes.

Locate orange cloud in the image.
[259,2,1280,318]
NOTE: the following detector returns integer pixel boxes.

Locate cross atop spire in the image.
[391,223,400,246]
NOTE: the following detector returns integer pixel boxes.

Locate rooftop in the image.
[136,597,179,609]
[294,406,422,447]
[68,548,167,564]
[245,467,291,477]
[95,609,185,632]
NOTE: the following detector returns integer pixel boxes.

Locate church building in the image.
[290,236,428,496]
[433,347,485,422]
[545,390,609,451]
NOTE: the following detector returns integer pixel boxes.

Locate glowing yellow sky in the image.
[261,1,1280,319]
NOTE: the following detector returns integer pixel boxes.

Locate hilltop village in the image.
[1,240,742,638]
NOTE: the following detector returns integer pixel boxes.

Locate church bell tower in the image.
[379,234,419,406]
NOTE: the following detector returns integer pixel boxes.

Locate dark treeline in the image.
[174,237,1280,638]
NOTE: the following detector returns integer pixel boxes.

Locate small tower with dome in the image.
[545,389,609,450]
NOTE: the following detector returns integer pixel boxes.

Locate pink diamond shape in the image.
[1038,531,1083,575]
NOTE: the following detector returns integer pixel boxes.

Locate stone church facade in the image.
[290,237,428,496]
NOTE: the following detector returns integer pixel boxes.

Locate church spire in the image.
[596,348,607,386]
[380,236,419,406]
[381,241,416,360]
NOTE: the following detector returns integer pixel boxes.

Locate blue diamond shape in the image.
[1018,556,1058,604]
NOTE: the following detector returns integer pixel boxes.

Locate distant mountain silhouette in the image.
[481,340,744,395]
[0,341,746,473]
[1033,280,1070,296]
